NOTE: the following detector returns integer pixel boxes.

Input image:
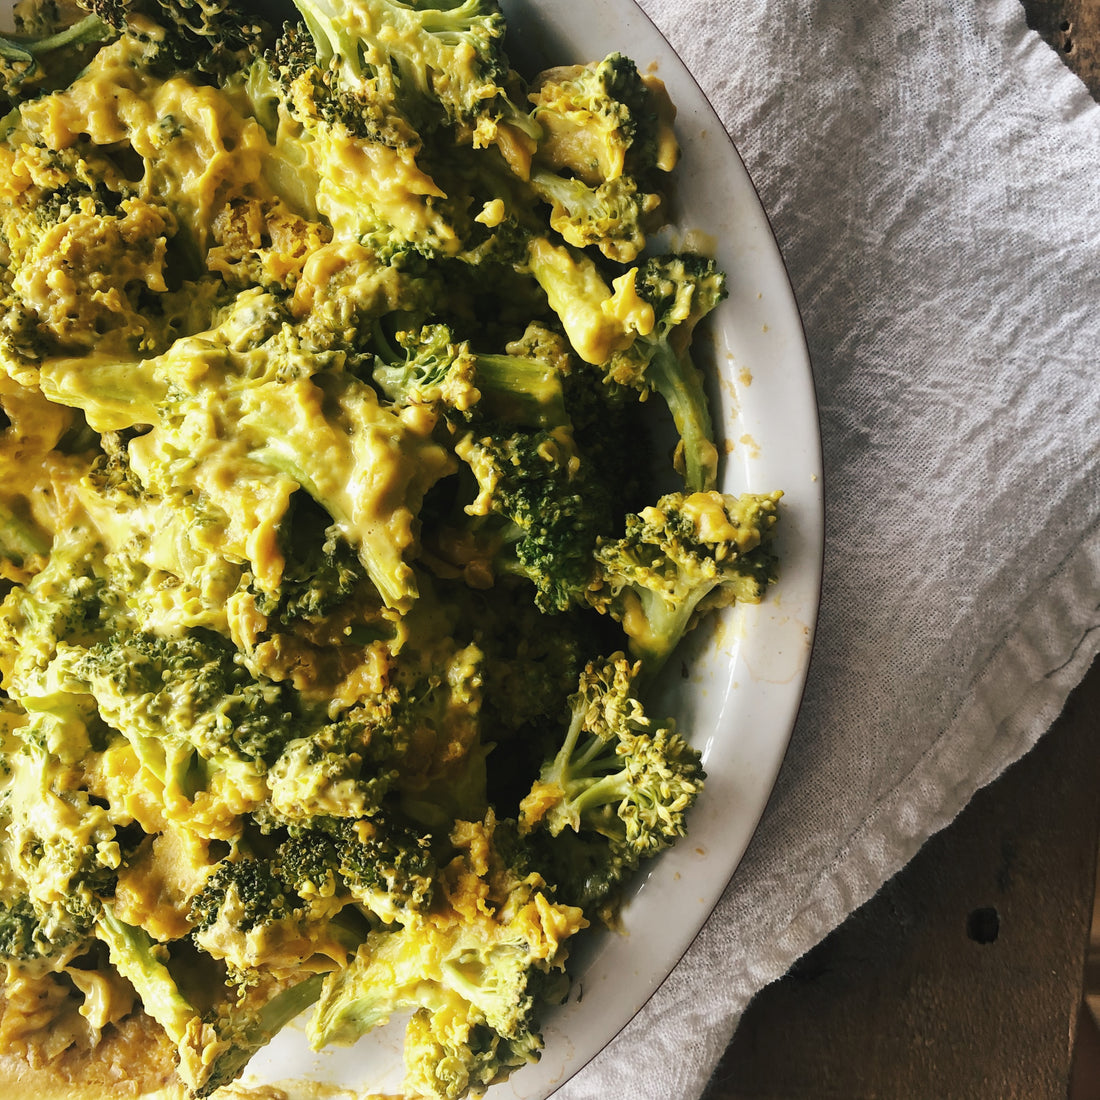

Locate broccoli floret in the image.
[242,20,475,257]
[370,320,571,430]
[86,427,146,498]
[529,53,677,188]
[0,893,93,964]
[307,926,519,1044]
[604,253,729,492]
[0,538,108,692]
[42,290,456,612]
[521,53,679,263]
[586,489,782,673]
[186,813,437,954]
[405,1001,543,1100]
[188,847,362,973]
[287,0,536,152]
[72,628,301,767]
[250,496,370,627]
[0,162,184,359]
[245,811,437,928]
[0,0,115,107]
[453,427,611,613]
[321,813,437,926]
[306,814,584,1099]
[188,855,302,938]
[370,322,482,416]
[471,587,586,734]
[528,170,659,264]
[266,718,400,824]
[95,906,252,1095]
[518,654,704,901]
[268,829,343,903]
[263,20,418,150]
[76,0,271,78]
[0,712,122,964]
[100,897,330,1099]
[0,895,53,961]
[259,632,486,831]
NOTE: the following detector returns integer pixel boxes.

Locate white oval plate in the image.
[0,0,821,1094]
[247,0,823,1096]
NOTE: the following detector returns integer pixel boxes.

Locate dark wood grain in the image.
[707,659,1100,1100]
[1022,0,1100,97]
[704,3,1100,1096]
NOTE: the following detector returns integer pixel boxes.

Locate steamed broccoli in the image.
[189,855,297,936]
[369,322,483,418]
[187,847,362,974]
[287,0,539,160]
[404,998,543,1100]
[524,53,679,263]
[291,0,493,131]
[0,777,117,966]
[518,654,704,907]
[258,631,487,828]
[528,52,678,188]
[318,813,437,925]
[94,907,214,1089]
[196,972,328,1098]
[0,534,108,691]
[308,924,543,1070]
[265,718,401,824]
[96,904,328,1098]
[36,290,457,612]
[604,253,729,492]
[0,699,121,971]
[71,627,301,767]
[76,0,271,77]
[586,489,782,673]
[307,812,584,1098]
[196,811,436,937]
[528,171,659,264]
[0,109,239,372]
[0,0,114,108]
[453,427,611,613]
[370,320,572,430]
[248,495,371,627]
[0,168,187,359]
[0,894,86,963]
[0,0,767,1094]
[238,15,475,258]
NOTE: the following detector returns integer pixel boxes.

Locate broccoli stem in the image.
[196,973,327,1098]
[94,908,200,1047]
[0,501,50,566]
[535,703,623,834]
[526,238,635,366]
[620,576,717,676]
[639,343,718,493]
[470,352,570,429]
[38,354,167,432]
[0,13,112,62]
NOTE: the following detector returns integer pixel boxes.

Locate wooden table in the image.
[704,4,1100,1097]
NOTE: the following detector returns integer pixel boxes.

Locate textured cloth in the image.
[557,1,1100,1097]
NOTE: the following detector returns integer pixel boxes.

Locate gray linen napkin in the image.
[555,0,1100,1096]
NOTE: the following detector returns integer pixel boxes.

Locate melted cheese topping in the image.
[21,39,270,248]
